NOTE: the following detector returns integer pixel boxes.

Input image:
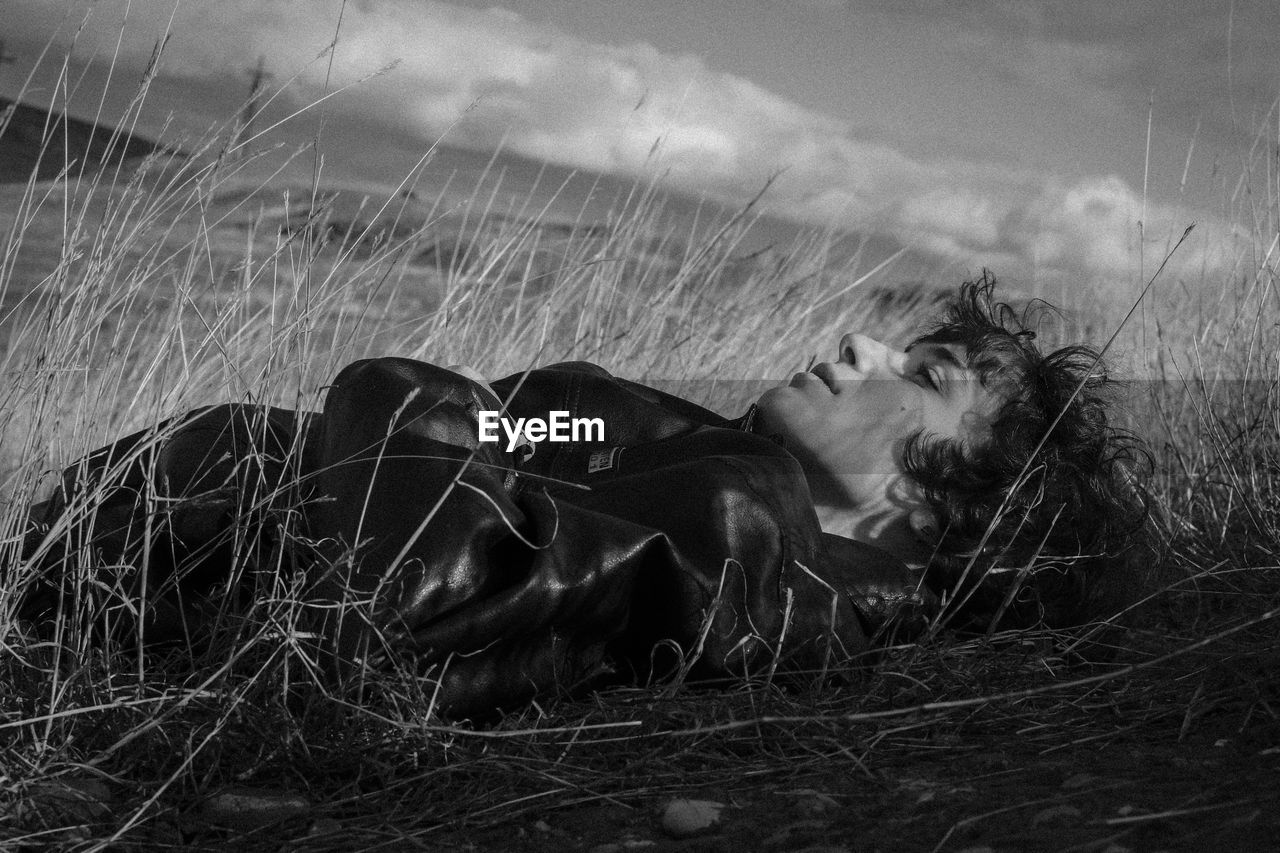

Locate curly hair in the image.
[902,273,1154,633]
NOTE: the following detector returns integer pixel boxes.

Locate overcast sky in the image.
[2,0,1275,291]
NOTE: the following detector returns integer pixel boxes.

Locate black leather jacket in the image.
[22,358,931,716]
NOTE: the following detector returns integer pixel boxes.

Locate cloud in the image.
[868,171,1238,289]
[6,0,1246,290]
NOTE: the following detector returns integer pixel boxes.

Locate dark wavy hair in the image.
[902,273,1154,633]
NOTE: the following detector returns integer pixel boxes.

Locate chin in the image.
[755,385,788,412]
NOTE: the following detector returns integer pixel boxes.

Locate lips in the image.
[809,362,837,391]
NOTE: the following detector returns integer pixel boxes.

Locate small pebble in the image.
[1031,804,1082,826]
[202,787,311,830]
[660,799,724,838]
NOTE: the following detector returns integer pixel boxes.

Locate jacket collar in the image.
[730,403,787,449]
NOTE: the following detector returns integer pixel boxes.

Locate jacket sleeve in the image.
[19,405,304,644]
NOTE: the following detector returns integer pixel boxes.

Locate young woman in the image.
[19,278,1151,716]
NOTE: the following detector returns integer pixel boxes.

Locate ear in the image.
[908,508,939,544]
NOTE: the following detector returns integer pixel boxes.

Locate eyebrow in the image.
[932,345,966,370]
[906,341,967,370]
[910,333,1008,388]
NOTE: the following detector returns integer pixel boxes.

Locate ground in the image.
[8,644,1279,852]
[466,746,1277,852]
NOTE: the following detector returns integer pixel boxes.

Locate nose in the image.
[838,333,907,376]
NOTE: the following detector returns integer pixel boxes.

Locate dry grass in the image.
[2,47,1279,853]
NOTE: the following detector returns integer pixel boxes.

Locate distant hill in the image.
[0,97,172,183]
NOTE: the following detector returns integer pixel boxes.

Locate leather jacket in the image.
[22,358,932,716]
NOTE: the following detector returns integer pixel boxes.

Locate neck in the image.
[813,499,925,567]
[812,502,860,539]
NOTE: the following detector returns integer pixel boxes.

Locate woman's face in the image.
[755,333,1003,517]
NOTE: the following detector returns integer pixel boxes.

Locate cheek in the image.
[896,404,927,436]
[807,401,900,473]
[852,404,926,472]
[756,392,834,453]
[851,390,920,431]
[885,389,927,435]
[922,401,976,443]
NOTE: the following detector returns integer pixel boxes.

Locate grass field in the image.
[2,74,1279,852]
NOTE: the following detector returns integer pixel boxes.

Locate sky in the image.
[1,0,1276,292]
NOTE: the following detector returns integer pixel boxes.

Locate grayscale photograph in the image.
[1,2,1277,850]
